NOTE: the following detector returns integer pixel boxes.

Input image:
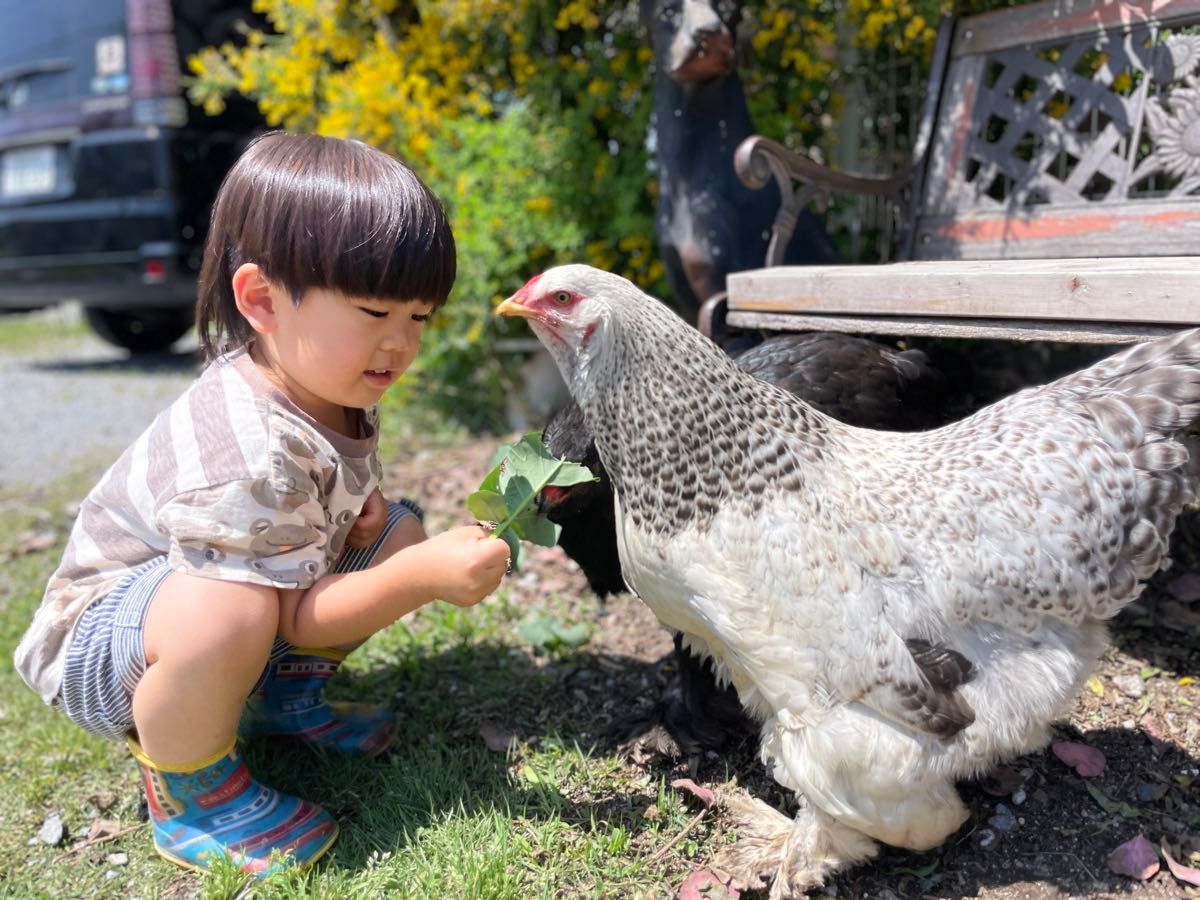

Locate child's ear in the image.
[232,263,278,335]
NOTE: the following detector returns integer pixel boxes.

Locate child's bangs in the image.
[264,138,456,306]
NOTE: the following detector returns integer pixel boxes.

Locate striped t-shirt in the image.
[14,345,382,705]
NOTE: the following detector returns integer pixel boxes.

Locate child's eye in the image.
[360,307,389,319]
[411,313,429,322]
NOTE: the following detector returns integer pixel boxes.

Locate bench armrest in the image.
[734,135,915,265]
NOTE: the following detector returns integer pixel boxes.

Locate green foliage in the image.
[517,609,591,654]
[380,110,585,430]
[467,431,596,568]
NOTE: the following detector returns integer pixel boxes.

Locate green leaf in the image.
[478,463,503,496]
[498,529,522,571]
[551,621,589,647]
[487,444,514,472]
[517,610,588,652]
[890,860,940,878]
[514,511,560,547]
[1085,782,1140,818]
[518,611,557,649]
[499,433,595,496]
[470,431,597,568]
[502,474,538,523]
[466,490,508,523]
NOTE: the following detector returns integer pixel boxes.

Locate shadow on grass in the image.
[239,640,682,875]
[231,631,1199,897]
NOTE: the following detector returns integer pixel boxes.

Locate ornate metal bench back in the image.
[911,0,1200,261]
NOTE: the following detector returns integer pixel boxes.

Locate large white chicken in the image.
[497,265,1200,896]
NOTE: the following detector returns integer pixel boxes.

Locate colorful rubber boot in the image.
[239,648,396,757]
[129,737,338,876]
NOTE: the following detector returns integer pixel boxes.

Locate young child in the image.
[13,132,511,877]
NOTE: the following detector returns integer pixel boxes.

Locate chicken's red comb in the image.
[515,273,542,298]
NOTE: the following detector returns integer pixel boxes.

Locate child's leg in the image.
[59,558,336,876]
[241,500,425,755]
[132,569,279,763]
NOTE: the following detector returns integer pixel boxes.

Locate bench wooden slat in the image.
[725,310,1185,344]
[727,257,1200,325]
[912,200,1200,259]
[953,0,1200,57]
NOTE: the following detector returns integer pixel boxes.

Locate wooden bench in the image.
[711,0,1200,345]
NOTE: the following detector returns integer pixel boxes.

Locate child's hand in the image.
[416,525,511,607]
[346,487,388,549]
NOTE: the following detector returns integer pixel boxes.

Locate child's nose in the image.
[379,329,411,354]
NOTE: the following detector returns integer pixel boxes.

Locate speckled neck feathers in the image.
[572,292,831,538]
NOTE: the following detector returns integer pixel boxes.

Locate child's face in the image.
[262,283,433,422]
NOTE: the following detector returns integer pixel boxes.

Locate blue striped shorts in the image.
[59,499,422,740]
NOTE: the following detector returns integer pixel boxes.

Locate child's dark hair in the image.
[196,131,456,361]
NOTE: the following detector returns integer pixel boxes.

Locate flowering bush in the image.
[187,0,1011,428]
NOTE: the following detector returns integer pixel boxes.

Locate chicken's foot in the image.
[714,790,878,898]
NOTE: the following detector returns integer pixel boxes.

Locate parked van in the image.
[0,0,260,352]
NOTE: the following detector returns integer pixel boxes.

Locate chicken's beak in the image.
[496,294,536,319]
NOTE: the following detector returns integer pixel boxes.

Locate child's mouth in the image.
[364,369,393,387]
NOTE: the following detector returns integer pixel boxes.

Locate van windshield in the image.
[0,0,127,109]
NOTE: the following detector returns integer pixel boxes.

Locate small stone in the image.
[37,812,64,846]
[1113,674,1145,699]
[977,828,997,849]
[104,870,117,881]
[1012,788,1027,806]
[989,804,1018,832]
[1135,782,1167,802]
[105,852,128,866]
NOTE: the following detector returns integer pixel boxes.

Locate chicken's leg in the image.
[715,792,878,897]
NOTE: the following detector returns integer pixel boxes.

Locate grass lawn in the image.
[0,441,719,900]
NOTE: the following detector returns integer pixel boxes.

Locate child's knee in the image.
[392,513,427,549]
[216,590,279,658]
[373,512,425,562]
[146,573,279,668]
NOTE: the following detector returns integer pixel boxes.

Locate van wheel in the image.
[84,307,195,354]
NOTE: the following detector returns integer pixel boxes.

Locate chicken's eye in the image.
[553,291,572,306]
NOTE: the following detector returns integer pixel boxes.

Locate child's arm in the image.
[275,524,510,648]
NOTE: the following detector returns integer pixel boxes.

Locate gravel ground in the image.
[0,306,199,489]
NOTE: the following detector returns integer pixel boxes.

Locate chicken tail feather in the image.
[1072,329,1200,431]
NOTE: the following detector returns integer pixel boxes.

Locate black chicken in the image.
[539,331,958,760]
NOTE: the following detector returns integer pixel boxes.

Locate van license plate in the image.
[1,145,57,198]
